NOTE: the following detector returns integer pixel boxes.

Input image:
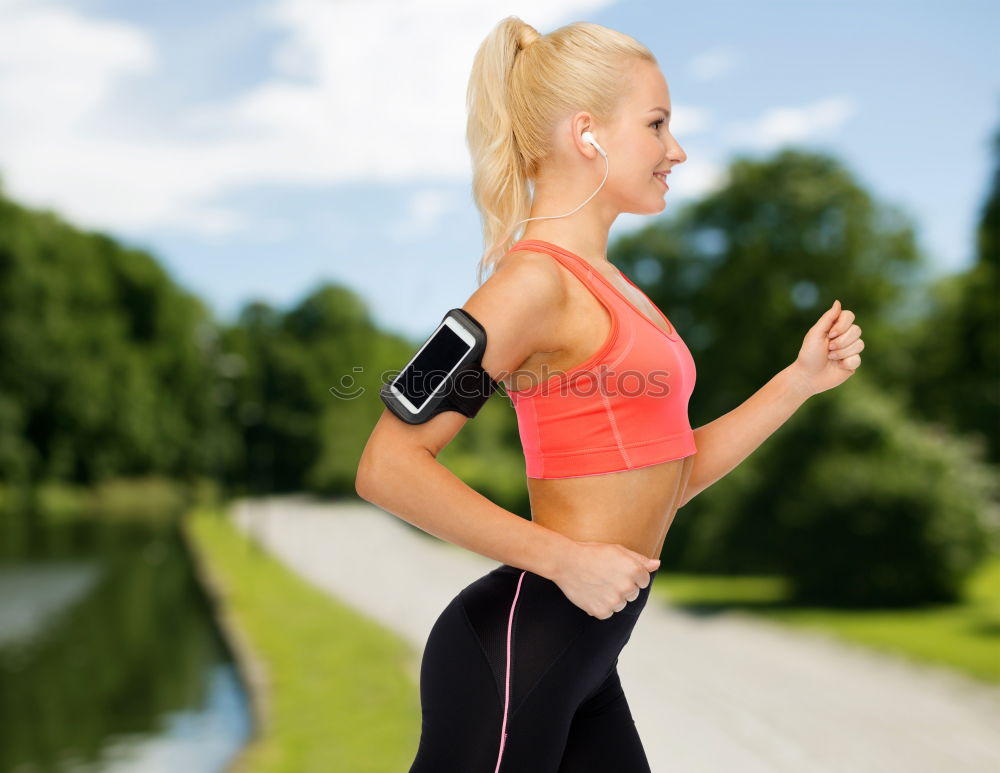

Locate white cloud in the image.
[671,155,729,199]
[672,104,713,136]
[0,2,155,131]
[389,188,457,241]
[0,0,616,236]
[686,45,739,81]
[724,96,858,149]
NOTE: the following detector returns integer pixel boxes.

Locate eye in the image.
[651,118,666,131]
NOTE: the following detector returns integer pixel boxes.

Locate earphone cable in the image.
[496,151,610,250]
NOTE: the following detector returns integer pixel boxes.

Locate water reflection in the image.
[0,513,252,773]
[0,563,102,649]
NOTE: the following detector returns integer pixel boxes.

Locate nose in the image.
[662,133,686,167]
[668,135,686,165]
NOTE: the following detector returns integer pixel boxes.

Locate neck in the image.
[519,177,616,267]
[517,225,611,268]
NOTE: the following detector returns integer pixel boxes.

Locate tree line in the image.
[0,134,996,605]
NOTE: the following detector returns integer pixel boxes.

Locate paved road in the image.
[229,495,1000,772]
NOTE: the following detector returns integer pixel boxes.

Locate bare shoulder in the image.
[495,247,563,275]
[462,249,566,384]
[490,249,566,297]
[473,248,566,316]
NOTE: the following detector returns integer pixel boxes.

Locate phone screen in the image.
[392,323,473,412]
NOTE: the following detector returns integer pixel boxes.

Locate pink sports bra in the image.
[502,239,697,479]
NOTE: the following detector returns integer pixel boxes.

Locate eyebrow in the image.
[650,106,671,119]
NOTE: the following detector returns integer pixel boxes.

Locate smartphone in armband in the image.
[380,308,499,424]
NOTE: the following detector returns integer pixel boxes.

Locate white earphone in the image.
[500,131,610,244]
[581,130,607,158]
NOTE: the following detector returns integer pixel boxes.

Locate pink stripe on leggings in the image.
[494,569,526,773]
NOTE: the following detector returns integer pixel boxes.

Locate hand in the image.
[791,299,864,397]
[551,540,660,619]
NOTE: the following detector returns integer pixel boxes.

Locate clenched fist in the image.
[791,299,864,396]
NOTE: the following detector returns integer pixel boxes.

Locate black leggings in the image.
[408,562,656,772]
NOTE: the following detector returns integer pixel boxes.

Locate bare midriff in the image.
[501,248,696,561]
[527,454,694,560]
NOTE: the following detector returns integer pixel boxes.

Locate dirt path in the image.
[229,495,1000,772]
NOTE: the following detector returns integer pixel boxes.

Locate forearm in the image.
[356,449,575,581]
[681,364,812,507]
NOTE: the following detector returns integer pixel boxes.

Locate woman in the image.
[356,16,863,773]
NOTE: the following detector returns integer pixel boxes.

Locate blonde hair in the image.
[466,17,657,285]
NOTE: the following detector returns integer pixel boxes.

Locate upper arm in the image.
[465,251,565,391]
[359,253,565,466]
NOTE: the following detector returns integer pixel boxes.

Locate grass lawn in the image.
[183,506,420,773]
[651,555,1000,685]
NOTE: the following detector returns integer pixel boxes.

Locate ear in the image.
[569,111,600,158]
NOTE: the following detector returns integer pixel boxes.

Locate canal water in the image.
[0,508,252,772]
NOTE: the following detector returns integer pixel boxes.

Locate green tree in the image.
[0,192,235,488]
[906,121,1000,463]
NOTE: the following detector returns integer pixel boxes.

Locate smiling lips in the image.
[654,171,670,188]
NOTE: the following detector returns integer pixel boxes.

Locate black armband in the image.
[380,308,500,424]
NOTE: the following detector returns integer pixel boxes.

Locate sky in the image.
[0,0,997,340]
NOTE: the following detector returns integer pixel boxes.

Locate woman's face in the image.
[599,59,686,216]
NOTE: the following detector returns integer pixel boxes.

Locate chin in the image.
[612,185,668,216]
[625,199,667,216]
